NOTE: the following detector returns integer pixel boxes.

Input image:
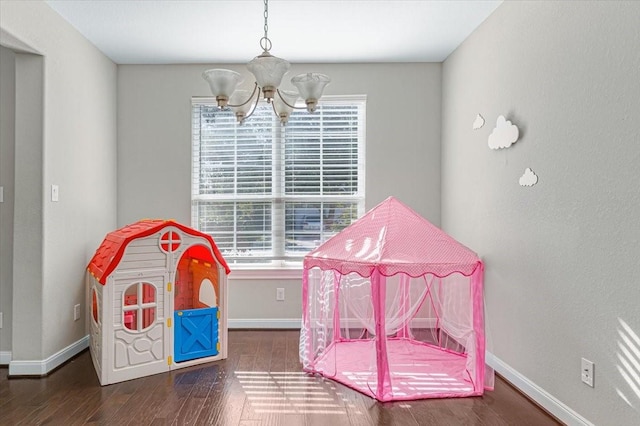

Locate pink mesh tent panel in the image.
[300,197,494,401]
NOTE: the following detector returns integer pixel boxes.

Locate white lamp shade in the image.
[229,90,253,115]
[291,73,330,101]
[202,69,243,97]
[247,54,290,89]
[274,90,299,118]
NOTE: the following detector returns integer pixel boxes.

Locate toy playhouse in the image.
[87,219,230,385]
[300,197,494,401]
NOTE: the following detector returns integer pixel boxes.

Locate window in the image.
[123,282,157,332]
[192,96,366,266]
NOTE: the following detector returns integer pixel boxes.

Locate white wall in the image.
[442,1,640,425]
[117,63,442,322]
[0,0,117,368]
[0,46,16,357]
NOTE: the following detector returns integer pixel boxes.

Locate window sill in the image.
[227,267,303,281]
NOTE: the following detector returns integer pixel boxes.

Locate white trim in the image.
[486,352,594,426]
[8,335,89,376]
[229,318,301,329]
[0,351,12,365]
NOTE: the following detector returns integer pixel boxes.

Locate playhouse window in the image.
[191,96,366,265]
[159,231,182,253]
[122,282,157,332]
[91,288,99,325]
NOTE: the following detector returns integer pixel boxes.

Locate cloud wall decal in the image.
[519,168,538,187]
[473,114,485,130]
[488,115,519,149]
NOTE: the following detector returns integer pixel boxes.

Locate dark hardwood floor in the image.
[0,330,562,425]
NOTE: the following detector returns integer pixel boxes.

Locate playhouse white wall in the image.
[89,226,228,385]
[88,275,104,384]
[106,271,168,385]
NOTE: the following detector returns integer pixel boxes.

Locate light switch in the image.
[0,186,3,203]
[51,184,59,202]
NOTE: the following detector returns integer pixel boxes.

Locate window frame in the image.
[122,282,157,333]
[191,95,366,269]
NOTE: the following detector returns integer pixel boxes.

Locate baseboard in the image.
[8,335,89,376]
[229,318,301,329]
[0,350,12,365]
[486,352,594,426]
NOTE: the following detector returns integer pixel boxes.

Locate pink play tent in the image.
[299,197,494,401]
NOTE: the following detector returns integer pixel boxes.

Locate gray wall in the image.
[442,1,640,425]
[0,0,117,364]
[13,51,45,361]
[0,46,15,356]
[117,63,442,322]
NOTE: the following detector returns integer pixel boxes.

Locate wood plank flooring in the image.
[0,330,562,425]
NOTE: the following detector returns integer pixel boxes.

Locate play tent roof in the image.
[305,197,481,278]
[87,219,230,285]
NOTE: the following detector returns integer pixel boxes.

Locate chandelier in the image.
[202,0,331,125]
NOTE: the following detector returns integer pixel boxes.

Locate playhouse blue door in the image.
[174,307,219,363]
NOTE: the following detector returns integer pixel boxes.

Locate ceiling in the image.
[44,0,502,65]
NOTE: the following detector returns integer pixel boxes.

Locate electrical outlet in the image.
[581,358,594,387]
[74,304,81,321]
[276,288,285,301]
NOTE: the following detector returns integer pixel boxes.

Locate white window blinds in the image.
[192,96,366,265]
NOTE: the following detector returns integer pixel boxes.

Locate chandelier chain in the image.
[264,0,269,40]
[260,0,272,53]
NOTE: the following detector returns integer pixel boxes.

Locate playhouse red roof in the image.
[87,219,230,285]
[305,197,481,278]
